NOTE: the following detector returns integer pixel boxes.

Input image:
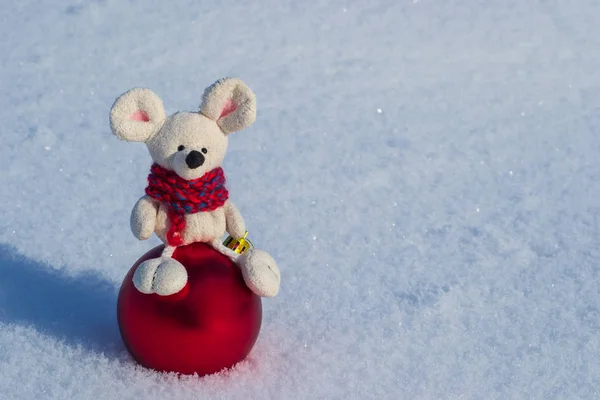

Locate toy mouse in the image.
[109,77,280,298]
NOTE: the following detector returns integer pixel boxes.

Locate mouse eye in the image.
[201,148,208,154]
[177,145,185,152]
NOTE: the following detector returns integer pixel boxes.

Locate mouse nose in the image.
[185,150,205,169]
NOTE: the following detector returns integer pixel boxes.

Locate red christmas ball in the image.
[117,242,262,376]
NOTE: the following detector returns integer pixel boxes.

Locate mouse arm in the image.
[130,195,159,240]
[224,200,246,239]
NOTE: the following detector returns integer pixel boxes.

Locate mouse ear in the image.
[199,78,256,134]
[110,88,166,142]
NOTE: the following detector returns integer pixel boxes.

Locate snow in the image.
[1,0,600,398]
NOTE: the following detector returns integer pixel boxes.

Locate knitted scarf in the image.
[145,163,229,246]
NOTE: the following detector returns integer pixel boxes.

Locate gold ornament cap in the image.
[223,231,254,255]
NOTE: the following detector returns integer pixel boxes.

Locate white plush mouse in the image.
[110,77,280,298]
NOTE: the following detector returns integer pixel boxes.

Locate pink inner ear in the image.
[130,110,150,122]
[219,99,237,119]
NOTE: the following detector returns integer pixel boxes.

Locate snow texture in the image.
[1,0,600,398]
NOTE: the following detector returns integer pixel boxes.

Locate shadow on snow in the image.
[0,242,125,357]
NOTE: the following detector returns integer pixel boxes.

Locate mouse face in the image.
[146,112,229,180]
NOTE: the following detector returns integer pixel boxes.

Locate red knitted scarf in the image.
[145,163,229,246]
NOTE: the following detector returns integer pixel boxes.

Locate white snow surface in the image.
[1,0,600,398]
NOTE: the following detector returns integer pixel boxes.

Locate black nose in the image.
[185,150,205,169]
